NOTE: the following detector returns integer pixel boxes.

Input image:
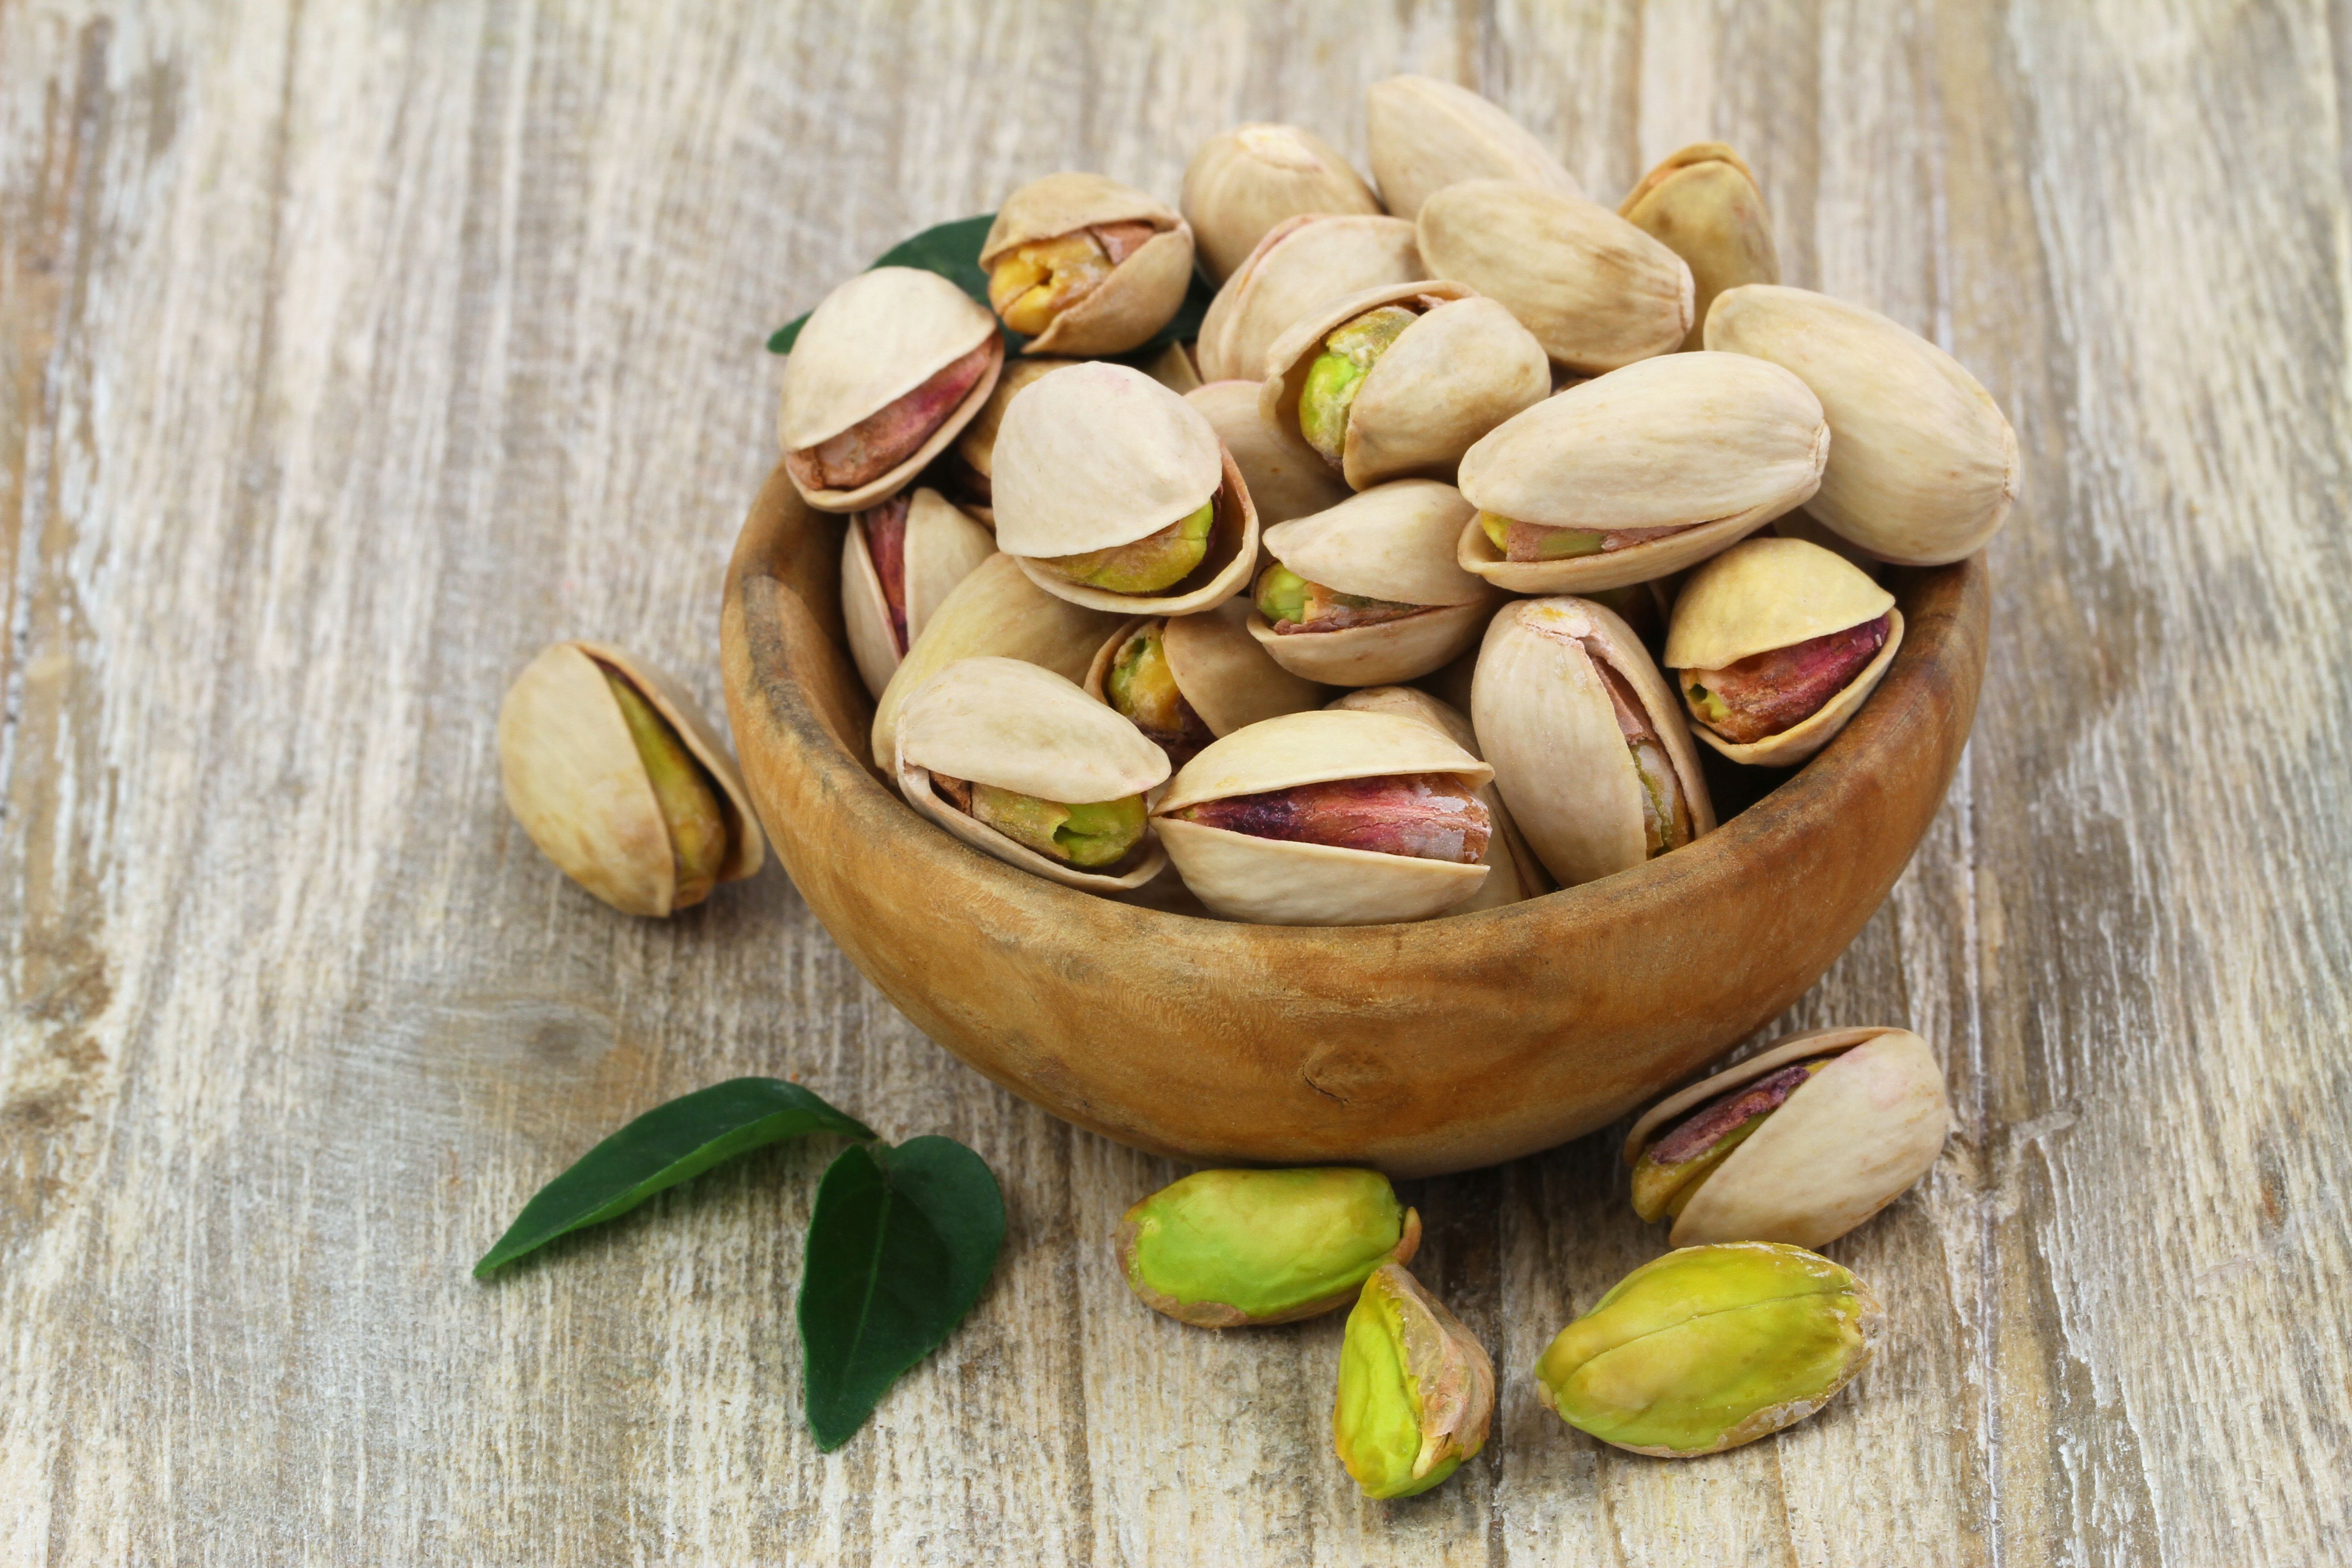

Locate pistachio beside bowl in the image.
[1117,1166,1419,1328]
[1334,1263,1495,1499]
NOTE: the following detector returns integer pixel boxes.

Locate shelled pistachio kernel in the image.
[1117,1167,1420,1328]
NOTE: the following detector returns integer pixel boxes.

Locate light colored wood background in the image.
[3,1,2346,1563]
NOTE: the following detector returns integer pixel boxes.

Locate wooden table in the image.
[5,3,2344,1562]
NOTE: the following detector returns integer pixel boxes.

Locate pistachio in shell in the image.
[778,267,1004,513]
[499,642,765,917]
[1327,686,1552,910]
[939,356,1081,523]
[841,488,996,701]
[979,173,1195,357]
[1194,213,1425,384]
[1333,1263,1495,1499]
[1364,74,1582,221]
[1181,123,1384,284]
[1626,1027,1952,1248]
[1663,537,1903,767]
[1117,1167,1421,1328]
[1085,599,1328,767]
[1183,380,1352,527]
[1619,143,1781,353]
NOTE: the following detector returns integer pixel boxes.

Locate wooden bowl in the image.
[722,466,1988,1177]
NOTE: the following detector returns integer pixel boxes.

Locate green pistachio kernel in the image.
[1333,1264,1494,1499]
[1044,500,1215,594]
[1117,1167,1420,1328]
[1254,563,1311,626]
[1107,626,1186,733]
[1298,305,1418,465]
[970,784,1147,868]
[602,667,728,907]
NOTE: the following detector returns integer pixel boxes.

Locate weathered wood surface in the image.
[2,1,2346,1563]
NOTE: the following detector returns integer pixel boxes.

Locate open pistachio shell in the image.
[895,656,1171,892]
[946,357,1080,524]
[1625,1027,1952,1249]
[1327,686,1551,910]
[1619,144,1781,353]
[1181,123,1385,284]
[1456,351,1828,594]
[1085,601,1328,746]
[842,489,997,702]
[778,267,1004,513]
[1471,598,1715,887]
[1153,709,1493,925]
[980,173,1196,357]
[1184,381,1353,526]
[1364,75,1583,220]
[1195,214,1425,384]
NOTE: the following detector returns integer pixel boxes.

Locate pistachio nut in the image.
[1333,1263,1496,1499]
[939,356,1081,524]
[1619,143,1781,353]
[893,656,1171,891]
[1152,709,1493,924]
[1247,480,1500,686]
[778,267,1004,513]
[1116,1166,1421,1328]
[1626,1027,1951,1248]
[1705,284,2019,565]
[1416,180,1691,373]
[1260,281,1549,490]
[1195,213,1425,384]
[1326,686,1552,910]
[1085,600,1327,766]
[1471,597,1716,887]
[992,362,1261,616]
[499,642,765,916]
[1456,351,1828,594]
[1364,74,1583,220]
[841,488,996,701]
[1181,123,1384,284]
[1183,380,1353,527]
[1663,537,1903,767]
[1531,1241,1882,1457]
[979,173,1196,356]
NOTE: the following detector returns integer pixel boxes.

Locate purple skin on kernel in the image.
[1647,1061,1818,1167]
[1174,774,1491,864]
[860,494,912,653]
[1691,614,1890,744]
[790,340,995,493]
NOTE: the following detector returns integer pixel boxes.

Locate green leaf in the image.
[798,1136,1006,1450]
[475,1078,875,1276]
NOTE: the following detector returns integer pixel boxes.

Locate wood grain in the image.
[4,2,2347,1563]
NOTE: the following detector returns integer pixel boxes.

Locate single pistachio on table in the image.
[1334,1263,1496,1499]
[499,642,765,917]
[1183,380,1353,527]
[1326,686,1552,911]
[1246,480,1501,687]
[1180,122,1385,284]
[979,173,1196,357]
[1471,597,1716,887]
[1531,1241,1882,1457]
[1626,1027,1951,1248]
[936,356,1080,524]
[1664,537,1904,767]
[1618,143,1781,353]
[1151,709,1493,925]
[1416,180,1692,373]
[840,487,996,702]
[1705,283,2019,564]
[1117,1166,1421,1328]
[1194,213,1424,384]
[1085,599,1327,768]
[1455,351,1828,595]
[778,267,1004,513]
[1260,280,1549,491]
[992,362,1260,615]
[892,656,1170,892]
[1364,74,1583,220]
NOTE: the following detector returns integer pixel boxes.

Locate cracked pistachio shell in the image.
[1153,709,1492,925]
[1705,284,2019,565]
[1619,143,1781,353]
[1195,214,1425,383]
[1261,280,1550,490]
[979,173,1196,356]
[1532,1241,1883,1457]
[498,642,764,916]
[894,656,1171,892]
[842,489,997,701]
[1184,380,1353,526]
[1327,686,1552,910]
[1626,1027,1952,1248]
[1365,74,1583,220]
[1181,123,1385,284]
[1471,598,1715,888]
[1417,180,1691,372]
[1085,601,1328,742]
[1334,1263,1496,1499]
[1248,480,1499,686]
[778,267,1004,513]
[951,357,1081,523]
[1663,537,1903,766]
[993,363,1261,616]
[1117,1167,1421,1328]
[1456,351,1829,594]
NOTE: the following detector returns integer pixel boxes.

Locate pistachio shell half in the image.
[941,356,1080,523]
[979,173,1196,356]
[1183,380,1353,526]
[1086,600,1328,765]
[841,489,997,701]
[1327,686,1552,910]
[1182,123,1386,284]
[1619,143,1781,353]
[1365,74,1582,220]
[1195,214,1425,384]
[1117,1167,1421,1328]
[1334,1263,1495,1499]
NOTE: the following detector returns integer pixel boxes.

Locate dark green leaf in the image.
[475,1078,875,1276]
[798,1136,1006,1450]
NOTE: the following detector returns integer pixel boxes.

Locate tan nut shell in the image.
[1154,710,1493,925]
[1619,144,1781,353]
[778,267,1004,513]
[499,642,765,917]
[1456,352,1828,594]
[895,657,1171,892]
[1196,214,1425,383]
[1261,281,1549,490]
[1085,602,1328,740]
[1365,75,1583,220]
[1185,381,1353,526]
[979,173,1195,357]
[1417,181,1691,373]
[1327,686,1551,911]
[953,357,1081,503]
[1625,1027,1952,1249]
[1705,284,2019,565]
[842,489,997,702]
[1181,123,1385,284]
[1470,598,1716,888]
